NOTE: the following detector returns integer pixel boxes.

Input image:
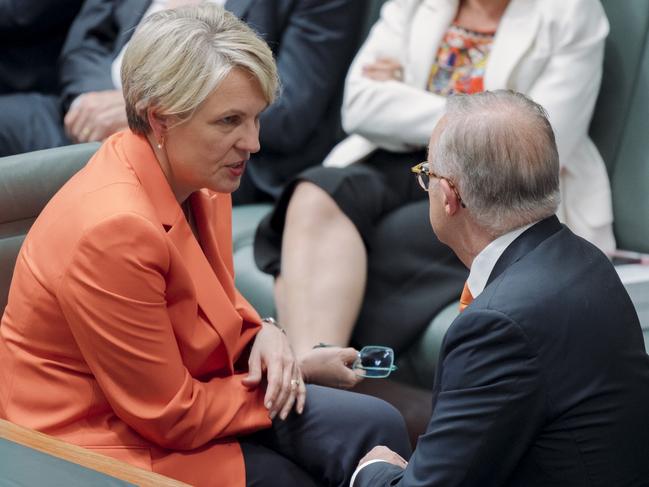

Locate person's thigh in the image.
[240,440,321,487]
[249,384,411,487]
[298,149,426,245]
[0,93,69,156]
[253,149,426,275]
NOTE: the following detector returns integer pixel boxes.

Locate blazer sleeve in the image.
[524,0,608,170]
[257,0,365,154]
[341,0,447,151]
[58,0,146,112]
[356,309,547,487]
[57,213,270,450]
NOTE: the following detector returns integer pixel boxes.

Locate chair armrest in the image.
[0,419,188,487]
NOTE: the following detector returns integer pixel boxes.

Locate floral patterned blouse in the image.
[427,24,495,95]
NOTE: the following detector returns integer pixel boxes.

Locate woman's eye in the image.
[218,115,240,126]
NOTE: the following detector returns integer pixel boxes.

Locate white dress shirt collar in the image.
[466,221,536,298]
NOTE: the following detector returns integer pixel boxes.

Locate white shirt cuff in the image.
[349,459,391,487]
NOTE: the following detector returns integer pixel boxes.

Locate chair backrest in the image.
[589,0,649,252]
[0,143,99,315]
[589,0,649,175]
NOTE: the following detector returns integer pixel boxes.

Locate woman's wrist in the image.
[261,316,285,334]
[298,351,314,384]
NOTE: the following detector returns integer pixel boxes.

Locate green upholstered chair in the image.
[0,142,100,314]
[231,204,276,317]
[590,0,649,177]
[233,244,275,318]
[591,0,649,350]
[607,29,649,254]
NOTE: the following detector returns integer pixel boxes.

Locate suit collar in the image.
[225,0,255,19]
[487,215,563,286]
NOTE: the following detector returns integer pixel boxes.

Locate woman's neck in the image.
[455,0,510,33]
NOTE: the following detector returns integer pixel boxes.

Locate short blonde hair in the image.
[121,3,279,135]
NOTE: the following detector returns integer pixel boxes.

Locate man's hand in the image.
[241,322,306,420]
[300,346,363,389]
[358,445,409,469]
[362,57,404,82]
[64,90,128,143]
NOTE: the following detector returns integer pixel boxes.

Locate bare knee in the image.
[285,182,342,229]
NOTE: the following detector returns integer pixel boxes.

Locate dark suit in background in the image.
[0,0,83,156]
[0,0,82,94]
[230,0,367,203]
[355,216,649,486]
[58,0,150,113]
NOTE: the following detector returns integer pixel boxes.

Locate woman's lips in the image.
[227,161,245,177]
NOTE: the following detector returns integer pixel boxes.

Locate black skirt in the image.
[253,149,467,352]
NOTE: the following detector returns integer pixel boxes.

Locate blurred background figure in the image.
[0,0,83,155]
[0,0,366,207]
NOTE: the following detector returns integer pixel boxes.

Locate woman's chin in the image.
[209,179,242,195]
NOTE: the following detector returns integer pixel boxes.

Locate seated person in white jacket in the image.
[254,0,615,387]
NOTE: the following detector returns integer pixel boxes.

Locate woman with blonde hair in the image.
[0,5,410,486]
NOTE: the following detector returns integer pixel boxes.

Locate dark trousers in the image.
[241,384,412,486]
[0,93,69,157]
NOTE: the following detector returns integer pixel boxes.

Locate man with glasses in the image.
[351,90,649,486]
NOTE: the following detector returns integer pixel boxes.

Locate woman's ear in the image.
[147,107,168,142]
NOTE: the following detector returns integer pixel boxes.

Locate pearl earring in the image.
[157,136,164,150]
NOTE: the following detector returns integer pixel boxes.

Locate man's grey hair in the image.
[431,90,560,236]
[121,3,279,136]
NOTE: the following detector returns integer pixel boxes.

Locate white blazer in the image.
[324,0,615,252]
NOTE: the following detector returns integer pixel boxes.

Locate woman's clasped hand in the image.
[242,320,306,420]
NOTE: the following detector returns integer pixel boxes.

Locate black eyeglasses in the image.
[410,161,466,208]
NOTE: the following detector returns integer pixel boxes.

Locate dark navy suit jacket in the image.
[356,216,649,486]
[58,0,365,199]
[0,0,82,93]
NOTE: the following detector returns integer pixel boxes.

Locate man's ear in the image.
[439,178,461,216]
[146,107,168,141]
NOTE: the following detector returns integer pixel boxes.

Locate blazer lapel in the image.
[409,0,458,88]
[120,132,241,370]
[487,216,563,286]
[484,0,540,89]
[225,0,256,19]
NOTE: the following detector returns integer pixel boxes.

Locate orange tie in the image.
[459,282,474,312]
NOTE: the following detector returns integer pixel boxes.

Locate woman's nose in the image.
[238,120,261,154]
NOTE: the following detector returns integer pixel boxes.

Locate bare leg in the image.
[276,182,367,357]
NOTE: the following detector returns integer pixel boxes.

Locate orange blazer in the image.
[0,131,271,486]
